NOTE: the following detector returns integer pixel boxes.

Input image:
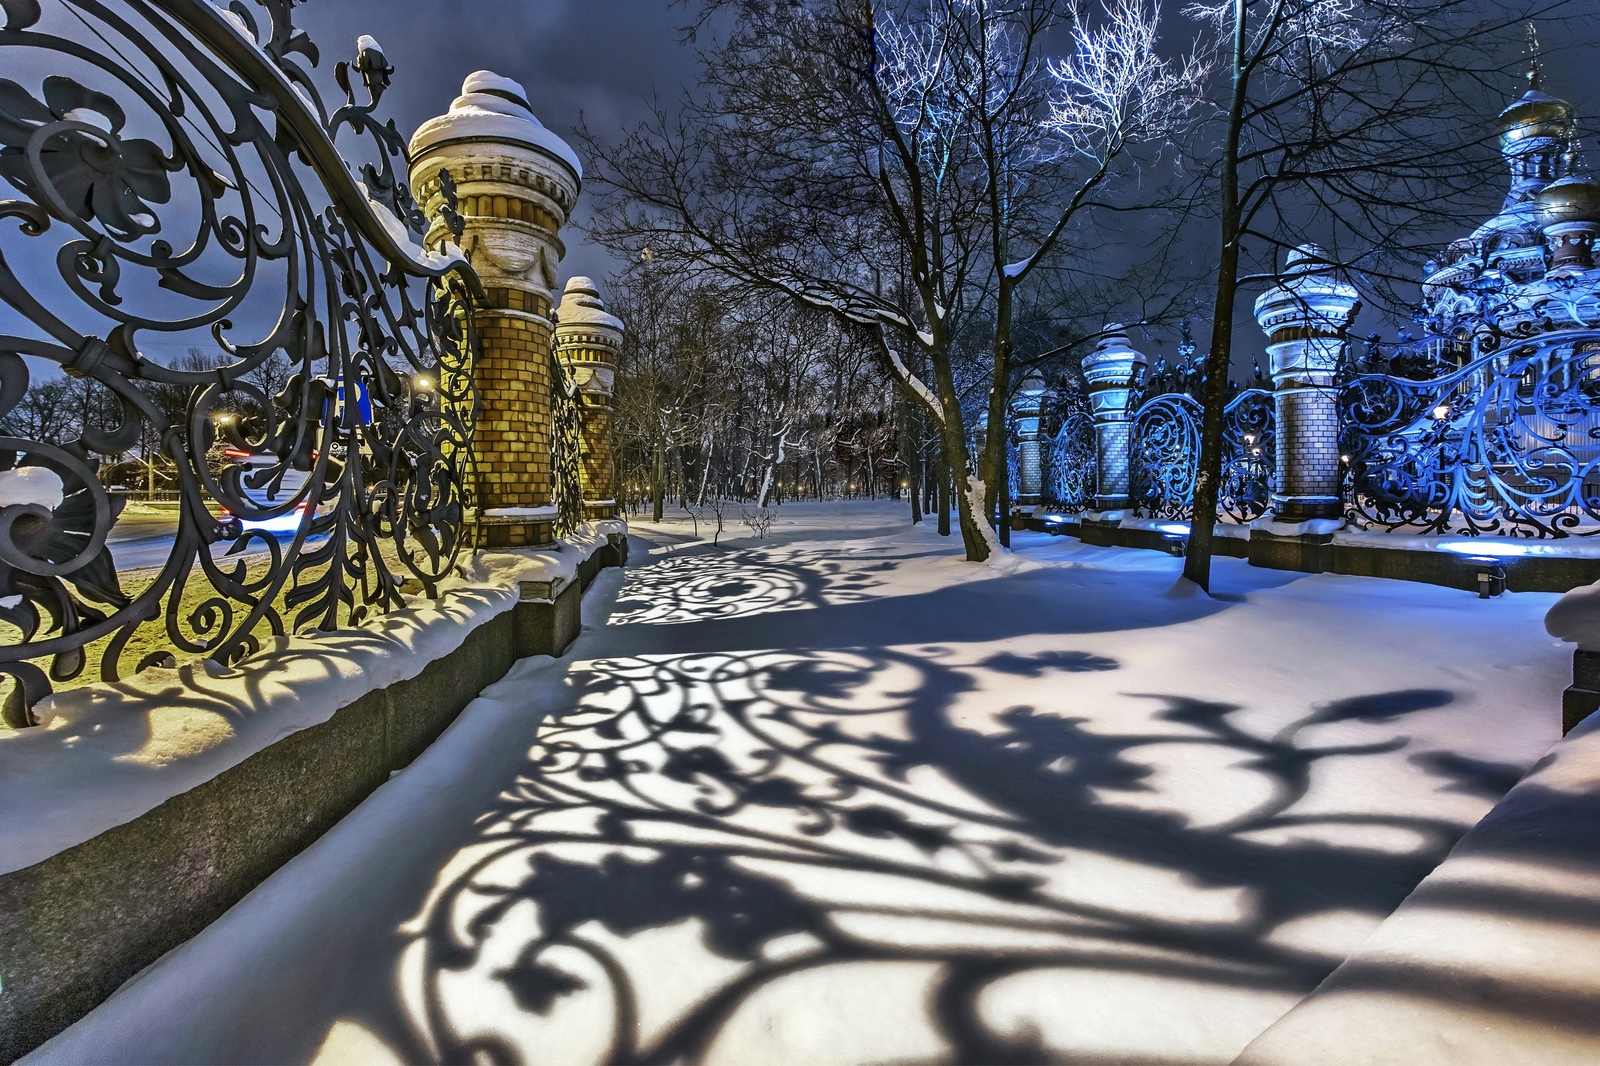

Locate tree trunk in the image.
[1185,0,1249,593]
[936,452,950,537]
[652,440,666,523]
[999,464,1011,548]
[981,279,1014,525]
[903,401,922,524]
[696,436,712,506]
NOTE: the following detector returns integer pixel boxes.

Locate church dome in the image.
[1536,175,1600,225]
[1494,89,1574,147]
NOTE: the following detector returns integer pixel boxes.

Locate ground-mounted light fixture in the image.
[1464,556,1508,598]
[1438,540,1523,597]
[1155,524,1188,556]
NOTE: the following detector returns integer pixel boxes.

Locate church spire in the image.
[1491,27,1574,208]
[1526,22,1543,91]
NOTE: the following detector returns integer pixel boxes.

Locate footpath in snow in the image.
[27,501,1569,1064]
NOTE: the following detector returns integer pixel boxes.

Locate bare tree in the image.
[0,374,84,444]
[1181,0,1580,590]
[913,0,1202,526]
[582,0,1195,561]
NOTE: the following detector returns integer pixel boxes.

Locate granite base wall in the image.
[0,548,623,1062]
[1033,519,1600,594]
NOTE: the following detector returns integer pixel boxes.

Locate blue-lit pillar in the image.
[1082,328,1148,512]
[1253,246,1360,522]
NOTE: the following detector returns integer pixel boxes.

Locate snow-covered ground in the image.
[26,501,1570,1065]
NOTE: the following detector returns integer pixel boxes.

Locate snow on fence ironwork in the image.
[0,0,512,725]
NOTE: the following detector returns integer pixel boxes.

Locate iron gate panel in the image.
[0,0,482,724]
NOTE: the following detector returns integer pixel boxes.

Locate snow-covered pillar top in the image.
[1009,371,1047,506]
[1254,245,1361,523]
[555,277,622,400]
[555,277,624,518]
[409,72,582,548]
[1081,327,1148,512]
[409,70,581,304]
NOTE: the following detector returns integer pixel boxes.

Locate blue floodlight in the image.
[1437,540,1532,559]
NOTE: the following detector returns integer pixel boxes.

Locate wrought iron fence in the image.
[1340,337,1600,537]
[551,353,584,535]
[1042,410,1094,510]
[1130,389,1275,522]
[1131,393,1201,518]
[0,0,481,725]
[1220,389,1275,523]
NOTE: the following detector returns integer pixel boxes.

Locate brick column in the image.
[1081,328,1148,511]
[410,71,581,548]
[1009,372,1046,507]
[1253,246,1360,522]
[554,277,623,519]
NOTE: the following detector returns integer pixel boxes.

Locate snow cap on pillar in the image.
[1253,245,1360,341]
[409,71,582,179]
[1011,370,1047,413]
[555,276,622,398]
[407,70,582,300]
[556,276,624,333]
[1082,325,1147,388]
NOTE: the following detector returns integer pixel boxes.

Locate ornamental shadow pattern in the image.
[608,543,898,626]
[0,1,600,725]
[391,644,1533,1064]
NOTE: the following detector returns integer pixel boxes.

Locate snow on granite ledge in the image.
[1238,711,1600,1064]
[1547,577,1600,651]
[0,528,622,876]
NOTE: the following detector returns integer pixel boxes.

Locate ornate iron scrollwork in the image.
[1219,389,1274,523]
[0,0,481,725]
[1043,410,1094,510]
[550,353,584,536]
[1131,388,1275,522]
[1340,335,1600,537]
[1131,393,1201,520]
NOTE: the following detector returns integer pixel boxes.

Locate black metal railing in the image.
[0,0,481,725]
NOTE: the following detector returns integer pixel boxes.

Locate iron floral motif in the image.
[1340,333,1600,537]
[0,0,481,724]
[1130,389,1275,523]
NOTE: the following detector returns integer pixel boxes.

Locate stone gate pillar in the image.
[1081,328,1148,512]
[1010,371,1047,508]
[1253,245,1360,523]
[410,71,582,548]
[555,277,623,519]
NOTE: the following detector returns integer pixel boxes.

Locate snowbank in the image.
[1240,711,1600,1064]
[0,532,617,876]
[1546,577,1600,651]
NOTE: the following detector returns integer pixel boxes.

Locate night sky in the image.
[295,0,1598,353]
[5,0,1597,359]
[297,0,703,282]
